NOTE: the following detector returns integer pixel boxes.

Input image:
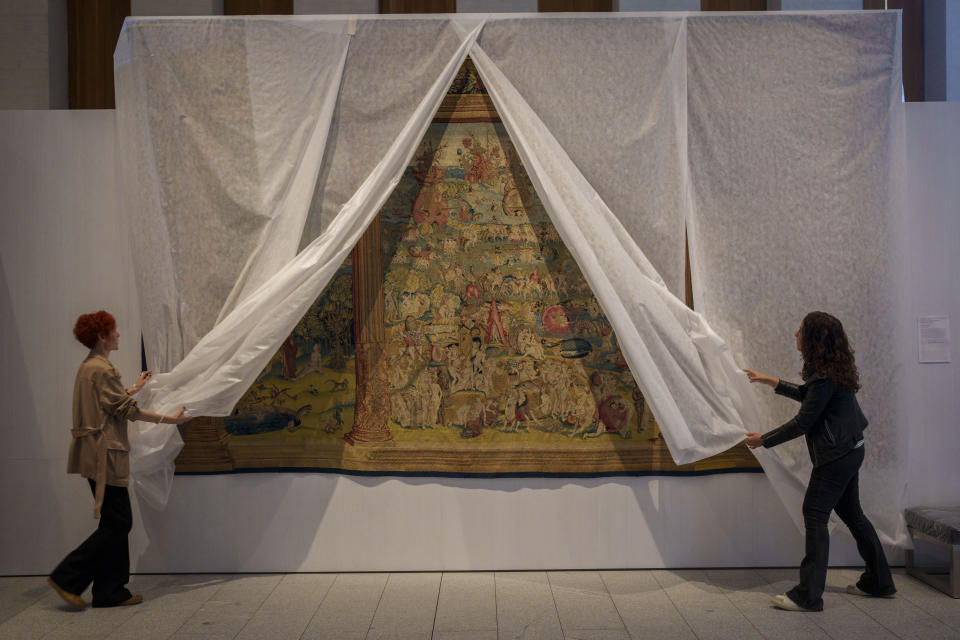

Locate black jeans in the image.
[788,446,895,610]
[50,479,133,607]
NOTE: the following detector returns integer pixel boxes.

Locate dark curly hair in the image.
[800,311,860,393]
[73,310,116,349]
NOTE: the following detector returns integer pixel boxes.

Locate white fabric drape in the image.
[468,31,762,464]
[125,19,486,507]
[475,16,689,298]
[684,12,907,546]
[115,17,477,371]
[114,13,906,546]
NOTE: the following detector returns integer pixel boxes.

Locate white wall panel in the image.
[0,110,141,573]
[902,102,960,508]
[131,472,855,573]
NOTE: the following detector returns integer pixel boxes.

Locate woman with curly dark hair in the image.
[743,311,895,612]
[47,310,190,610]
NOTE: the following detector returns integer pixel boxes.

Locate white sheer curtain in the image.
[684,12,907,546]
[114,12,907,546]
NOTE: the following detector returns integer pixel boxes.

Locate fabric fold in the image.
[115,19,353,372]
[467,38,762,464]
[131,21,485,508]
[216,22,352,322]
[684,11,907,546]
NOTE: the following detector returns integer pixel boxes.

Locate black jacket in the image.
[761,372,868,467]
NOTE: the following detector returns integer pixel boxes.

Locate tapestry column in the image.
[347,0,455,443]
[344,216,392,444]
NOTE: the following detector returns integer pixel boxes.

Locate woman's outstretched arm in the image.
[742,369,779,388]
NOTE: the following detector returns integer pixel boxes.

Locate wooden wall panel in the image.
[864,0,924,101]
[701,0,766,10]
[67,0,130,109]
[538,0,612,11]
[379,0,455,12]
[224,0,293,13]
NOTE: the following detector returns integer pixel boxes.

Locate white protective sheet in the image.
[685,12,907,546]
[115,17,475,371]
[114,12,906,545]
[475,16,689,298]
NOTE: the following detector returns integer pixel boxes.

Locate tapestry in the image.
[175,60,760,476]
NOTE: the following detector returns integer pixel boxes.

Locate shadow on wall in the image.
[131,473,336,574]
[128,466,815,572]
[0,261,70,575]
[340,470,805,570]
[337,474,681,570]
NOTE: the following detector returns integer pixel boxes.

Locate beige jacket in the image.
[67,354,138,518]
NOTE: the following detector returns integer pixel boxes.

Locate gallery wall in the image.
[0,110,141,573]
[899,102,960,508]
[0,103,957,574]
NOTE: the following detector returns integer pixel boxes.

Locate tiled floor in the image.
[0,568,957,639]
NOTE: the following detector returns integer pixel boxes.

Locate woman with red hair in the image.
[47,310,189,609]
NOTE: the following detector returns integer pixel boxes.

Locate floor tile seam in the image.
[0,596,49,628]
[840,592,946,639]
[27,595,85,640]
[754,571,786,588]
[429,572,445,640]
[230,574,290,640]
[364,572,391,640]
[102,590,207,640]
[596,571,632,640]
[649,570,700,640]
[492,571,499,639]
[211,577,286,607]
[815,599,905,640]
[59,603,145,639]
[296,573,339,640]
[431,575,497,634]
[789,592,864,640]
[884,589,960,630]
[544,571,567,639]
[165,575,236,639]
[21,579,55,611]
[714,577,768,640]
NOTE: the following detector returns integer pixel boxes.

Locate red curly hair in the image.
[73,310,116,349]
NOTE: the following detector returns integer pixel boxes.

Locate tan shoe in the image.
[47,577,86,610]
[118,594,143,606]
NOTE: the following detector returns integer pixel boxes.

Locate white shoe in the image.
[771,594,813,611]
[846,584,895,598]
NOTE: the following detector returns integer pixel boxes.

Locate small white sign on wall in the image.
[918,316,951,363]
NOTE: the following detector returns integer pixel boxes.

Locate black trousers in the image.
[50,479,133,607]
[787,446,896,610]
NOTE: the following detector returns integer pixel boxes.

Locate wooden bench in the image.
[905,507,960,598]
